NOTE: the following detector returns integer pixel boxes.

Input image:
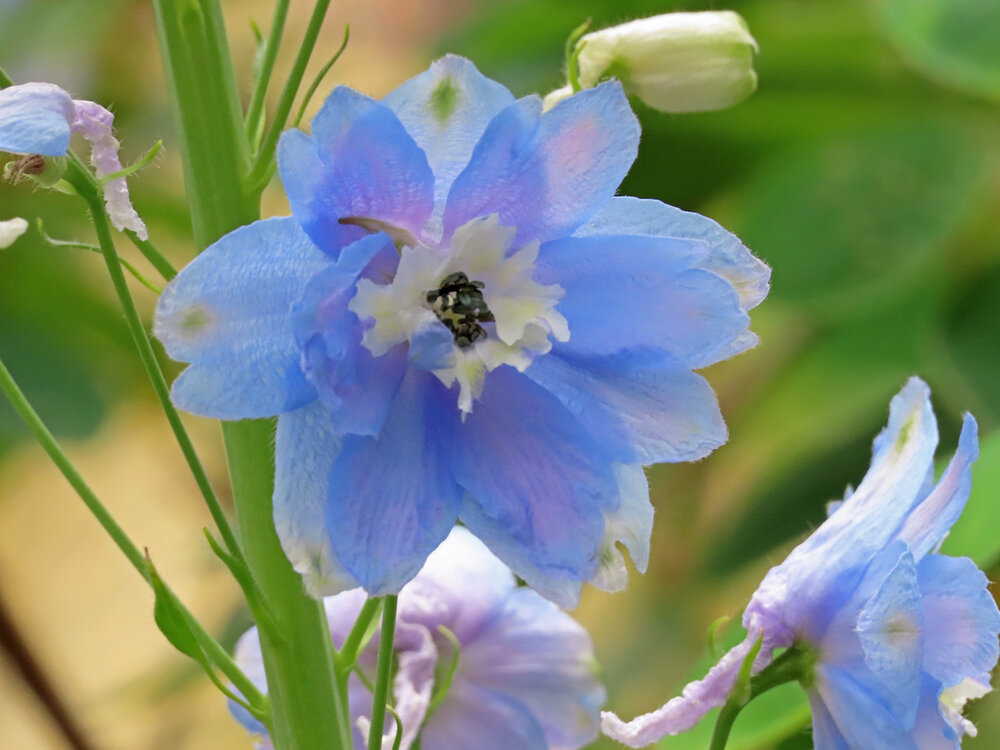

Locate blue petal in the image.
[408,315,457,372]
[325,369,462,595]
[0,82,74,156]
[575,196,771,311]
[154,217,328,419]
[278,87,435,256]
[442,81,639,245]
[382,55,515,229]
[274,400,360,596]
[815,664,917,750]
[809,694,852,750]
[462,588,604,748]
[446,367,618,590]
[919,554,1000,688]
[535,234,749,366]
[293,232,408,436]
[896,414,979,558]
[525,348,727,465]
[911,674,964,750]
[420,680,549,750]
[855,546,924,729]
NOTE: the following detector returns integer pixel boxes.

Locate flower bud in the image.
[0,217,29,249]
[3,153,67,187]
[574,11,758,113]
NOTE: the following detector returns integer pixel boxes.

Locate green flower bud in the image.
[3,153,68,187]
[575,11,759,113]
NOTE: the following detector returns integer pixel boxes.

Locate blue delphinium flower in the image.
[0,82,147,237]
[153,56,769,604]
[603,377,1000,748]
[232,527,605,750]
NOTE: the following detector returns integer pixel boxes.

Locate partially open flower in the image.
[0,82,147,238]
[572,11,759,114]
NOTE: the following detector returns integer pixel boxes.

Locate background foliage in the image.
[0,0,997,748]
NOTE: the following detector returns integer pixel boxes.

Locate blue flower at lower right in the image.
[603,377,1000,748]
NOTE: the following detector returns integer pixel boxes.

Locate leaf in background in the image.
[940,429,1000,568]
[734,122,990,320]
[873,0,1000,101]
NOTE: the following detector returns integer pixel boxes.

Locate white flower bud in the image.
[0,217,29,249]
[575,11,759,113]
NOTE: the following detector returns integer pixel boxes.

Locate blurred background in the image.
[1,0,998,748]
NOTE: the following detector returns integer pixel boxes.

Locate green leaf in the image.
[873,0,1000,101]
[940,429,1000,567]
[147,554,209,663]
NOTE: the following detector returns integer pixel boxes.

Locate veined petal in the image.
[293,232,408,436]
[0,82,74,156]
[809,694,852,750]
[525,348,727,465]
[534,234,749,366]
[443,81,639,245]
[154,217,328,419]
[814,664,918,750]
[575,196,770,311]
[447,367,618,589]
[274,400,360,596]
[420,681,549,750]
[325,370,463,595]
[918,554,1000,689]
[462,588,604,748]
[278,87,435,256]
[382,55,515,232]
[896,414,978,558]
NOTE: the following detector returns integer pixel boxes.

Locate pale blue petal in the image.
[462,588,604,748]
[525,348,727,465]
[443,81,639,245]
[0,82,74,156]
[325,370,462,595]
[919,554,1000,688]
[809,695,852,750]
[278,87,434,255]
[420,681,548,750]
[292,233,408,436]
[815,664,917,750]
[382,55,515,229]
[274,400,359,596]
[447,367,618,588]
[408,316,456,372]
[575,196,771,311]
[154,217,328,419]
[855,546,924,728]
[534,234,749,366]
[592,464,654,593]
[896,414,978,558]
[911,675,963,750]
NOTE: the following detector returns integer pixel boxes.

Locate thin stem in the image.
[249,0,332,189]
[367,596,398,750]
[65,161,244,566]
[337,596,382,672]
[0,353,262,706]
[293,24,350,128]
[126,230,177,280]
[245,0,292,142]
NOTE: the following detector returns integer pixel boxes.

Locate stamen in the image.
[425,271,495,348]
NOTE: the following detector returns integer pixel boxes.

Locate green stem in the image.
[0,354,261,707]
[293,24,350,128]
[338,597,382,672]
[64,158,243,566]
[125,230,177,281]
[367,596,398,750]
[708,648,811,750]
[248,0,332,189]
[245,0,291,142]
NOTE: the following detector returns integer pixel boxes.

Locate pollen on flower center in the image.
[425,271,495,348]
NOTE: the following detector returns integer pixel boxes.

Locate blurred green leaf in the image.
[734,122,990,319]
[873,0,1000,101]
[939,429,1000,567]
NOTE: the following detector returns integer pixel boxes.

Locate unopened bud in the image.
[3,153,67,187]
[0,217,29,249]
[574,11,758,114]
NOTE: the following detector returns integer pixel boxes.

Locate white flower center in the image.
[349,215,569,414]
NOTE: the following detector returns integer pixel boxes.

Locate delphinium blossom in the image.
[603,377,1000,748]
[231,527,605,750]
[0,82,147,238]
[154,55,769,605]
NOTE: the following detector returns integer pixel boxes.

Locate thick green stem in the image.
[367,596,398,750]
[150,2,350,747]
